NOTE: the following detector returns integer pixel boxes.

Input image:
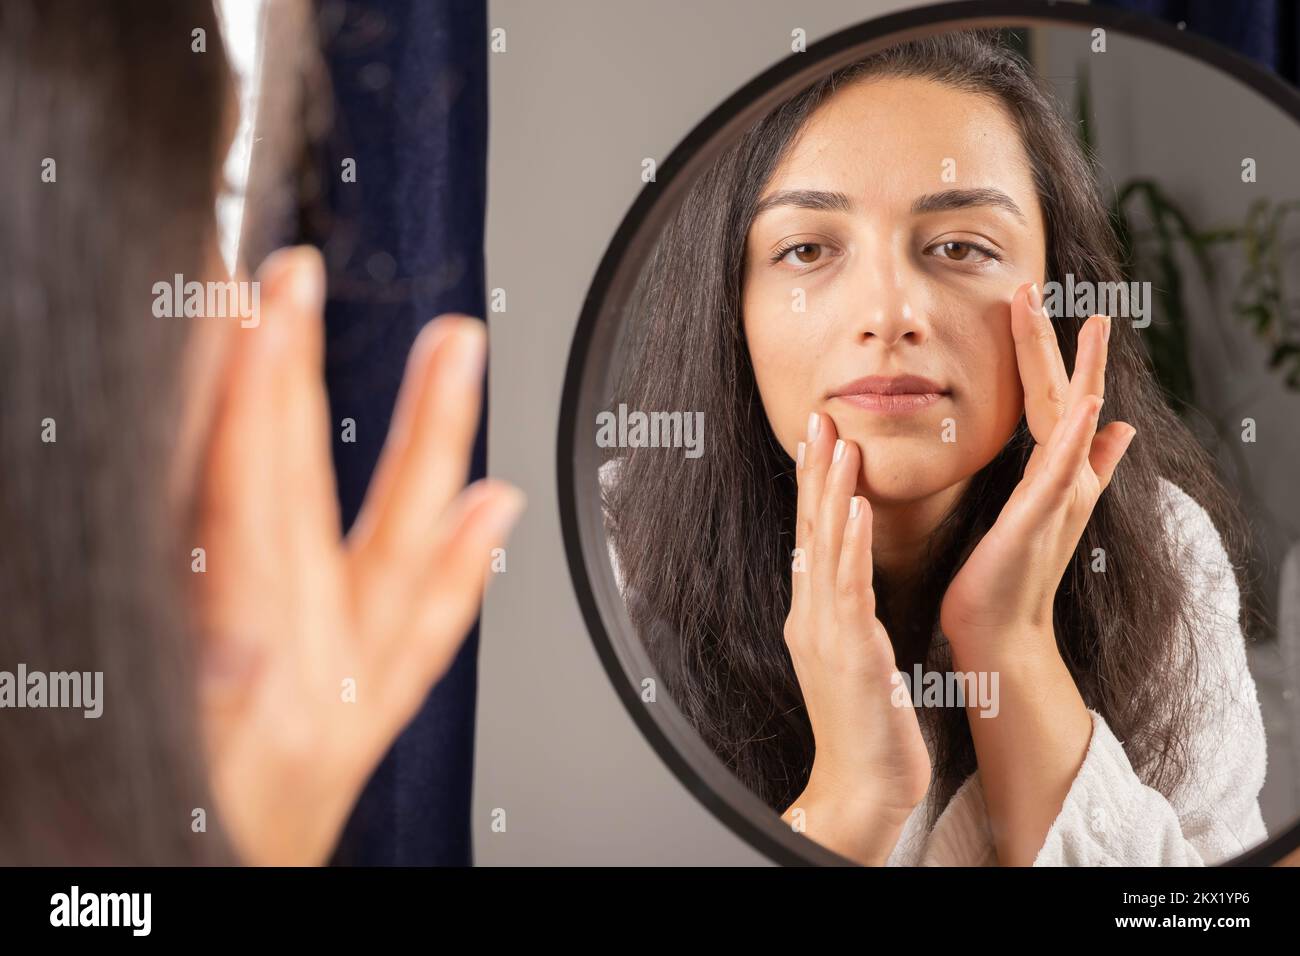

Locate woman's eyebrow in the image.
[911,187,1026,224]
[753,187,1026,224]
[753,189,853,217]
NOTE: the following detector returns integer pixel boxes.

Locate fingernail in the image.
[1101,314,1112,342]
[796,441,806,469]
[849,496,861,520]
[413,315,454,367]
[833,439,845,463]
[290,248,325,312]
[1027,282,1043,314]
[452,321,487,386]
[491,487,526,536]
[807,412,821,441]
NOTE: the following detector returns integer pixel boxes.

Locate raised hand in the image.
[939,281,1135,658]
[781,409,931,865]
[194,247,525,865]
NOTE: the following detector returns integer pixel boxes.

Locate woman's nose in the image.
[846,247,928,346]
[861,299,925,345]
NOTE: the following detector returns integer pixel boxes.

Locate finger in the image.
[1065,313,1110,414]
[345,317,456,553]
[1089,421,1136,490]
[835,494,878,629]
[793,410,837,609]
[193,260,285,705]
[791,440,811,612]
[348,315,487,570]
[253,247,348,687]
[199,270,283,553]
[380,479,525,712]
[1036,394,1103,507]
[814,435,859,606]
[258,246,341,555]
[1011,280,1070,444]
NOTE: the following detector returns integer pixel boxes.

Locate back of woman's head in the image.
[0,0,234,863]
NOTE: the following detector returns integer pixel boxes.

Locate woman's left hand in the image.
[939,281,1136,660]
[194,248,526,865]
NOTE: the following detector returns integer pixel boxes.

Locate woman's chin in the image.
[857,466,961,507]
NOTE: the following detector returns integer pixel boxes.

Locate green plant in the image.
[1075,65,1300,410]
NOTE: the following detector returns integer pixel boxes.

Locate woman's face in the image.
[742,75,1047,506]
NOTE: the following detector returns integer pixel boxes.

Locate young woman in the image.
[0,0,523,864]
[602,30,1268,866]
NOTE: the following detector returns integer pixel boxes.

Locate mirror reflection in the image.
[591,25,1300,865]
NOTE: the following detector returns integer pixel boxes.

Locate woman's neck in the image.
[867,479,968,663]
[868,479,967,583]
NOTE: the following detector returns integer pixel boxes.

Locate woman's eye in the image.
[776,242,825,266]
[928,240,999,264]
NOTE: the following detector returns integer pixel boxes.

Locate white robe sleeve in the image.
[1031,479,1268,866]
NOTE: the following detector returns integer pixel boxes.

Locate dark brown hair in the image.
[0,0,235,863]
[606,30,1258,826]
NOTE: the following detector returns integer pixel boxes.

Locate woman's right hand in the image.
[780,410,932,866]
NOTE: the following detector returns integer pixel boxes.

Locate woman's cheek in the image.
[744,302,812,459]
[939,295,1021,424]
[976,312,1026,447]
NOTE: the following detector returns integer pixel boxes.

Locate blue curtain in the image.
[1094,0,1299,83]
[302,0,489,866]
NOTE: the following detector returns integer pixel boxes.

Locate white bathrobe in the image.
[598,460,1269,866]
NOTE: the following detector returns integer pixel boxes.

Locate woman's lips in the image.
[834,391,945,413]
[828,374,950,414]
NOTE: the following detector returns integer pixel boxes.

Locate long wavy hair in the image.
[605,30,1258,827]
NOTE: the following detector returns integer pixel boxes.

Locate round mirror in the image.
[561,1,1300,866]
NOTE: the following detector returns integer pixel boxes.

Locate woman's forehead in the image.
[765,75,1037,207]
